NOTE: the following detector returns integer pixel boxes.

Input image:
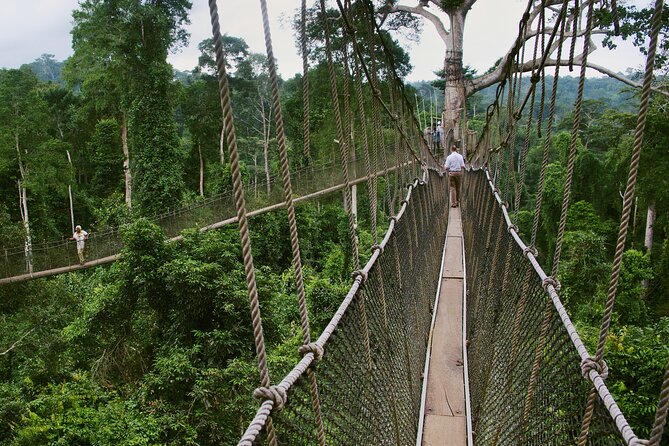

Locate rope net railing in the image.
[189,0,449,442]
[241,171,449,445]
[463,169,628,445]
[0,151,406,282]
[463,0,669,444]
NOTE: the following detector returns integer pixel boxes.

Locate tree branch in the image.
[0,327,35,356]
[390,4,450,45]
[467,56,669,98]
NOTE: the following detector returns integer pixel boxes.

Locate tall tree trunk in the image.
[18,182,32,274]
[15,132,32,273]
[642,201,656,290]
[644,202,656,253]
[66,150,75,234]
[219,126,225,165]
[260,97,272,196]
[121,112,132,209]
[198,142,204,197]
[442,12,466,160]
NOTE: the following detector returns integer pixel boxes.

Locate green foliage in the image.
[604,319,669,439]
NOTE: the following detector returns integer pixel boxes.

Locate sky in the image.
[0,0,649,82]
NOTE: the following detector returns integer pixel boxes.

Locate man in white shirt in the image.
[70,225,89,264]
[444,145,465,207]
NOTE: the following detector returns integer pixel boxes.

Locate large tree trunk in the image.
[642,201,656,290]
[644,202,656,253]
[121,112,132,209]
[442,12,466,159]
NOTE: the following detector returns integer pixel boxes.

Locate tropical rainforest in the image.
[0,0,667,444]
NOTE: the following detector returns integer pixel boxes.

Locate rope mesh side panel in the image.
[463,170,626,446]
[243,170,448,445]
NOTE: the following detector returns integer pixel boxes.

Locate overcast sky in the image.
[0,0,648,82]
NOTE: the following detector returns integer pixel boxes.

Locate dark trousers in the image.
[449,171,462,205]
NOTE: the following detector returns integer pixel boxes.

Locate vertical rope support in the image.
[578,1,664,444]
[551,0,595,280]
[536,0,547,137]
[258,2,326,444]
[649,357,669,446]
[301,0,311,162]
[568,0,580,71]
[530,0,568,248]
[318,0,372,373]
[207,2,277,445]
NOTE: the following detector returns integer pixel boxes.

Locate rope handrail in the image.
[475,166,642,445]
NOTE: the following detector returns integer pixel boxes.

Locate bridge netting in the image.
[0,152,407,281]
[224,0,668,444]
[3,0,668,444]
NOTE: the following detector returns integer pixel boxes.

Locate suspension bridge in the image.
[2,0,668,445]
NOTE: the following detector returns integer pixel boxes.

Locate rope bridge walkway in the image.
[5,0,669,444]
[0,153,410,284]
[222,0,669,444]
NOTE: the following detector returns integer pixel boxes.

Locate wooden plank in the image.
[425,279,465,417]
[423,414,466,446]
[447,210,462,236]
[422,207,467,446]
[443,237,463,278]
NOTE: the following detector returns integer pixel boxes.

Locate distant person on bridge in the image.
[444,145,465,208]
[70,225,88,264]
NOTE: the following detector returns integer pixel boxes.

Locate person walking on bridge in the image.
[70,225,88,265]
[444,145,465,207]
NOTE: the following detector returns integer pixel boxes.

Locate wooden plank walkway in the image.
[421,207,468,446]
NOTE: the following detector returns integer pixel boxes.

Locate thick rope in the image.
[551,0,595,280]
[301,0,311,162]
[649,357,669,445]
[569,0,579,71]
[530,0,568,249]
[207,2,277,445]
[258,1,326,444]
[318,0,373,375]
[579,1,665,443]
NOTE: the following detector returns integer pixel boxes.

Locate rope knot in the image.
[253,385,287,410]
[507,224,519,234]
[581,357,609,380]
[388,216,398,224]
[513,111,522,121]
[531,73,541,84]
[371,244,384,255]
[400,199,409,207]
[523,246,538,258]
[352,269,368,284]
[542,276,560,291]
[299,342,324,363]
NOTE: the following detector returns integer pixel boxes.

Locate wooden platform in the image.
[421,207,468,446]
